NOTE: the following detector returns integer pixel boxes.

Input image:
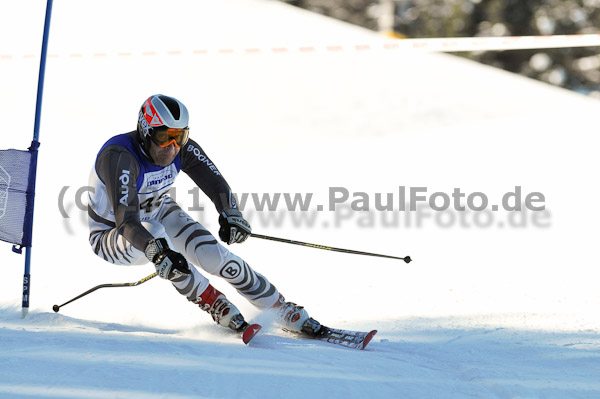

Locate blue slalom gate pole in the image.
[21,0,54,318]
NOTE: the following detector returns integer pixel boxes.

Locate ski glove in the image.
[218,208,251,245]
[145,238,191,280]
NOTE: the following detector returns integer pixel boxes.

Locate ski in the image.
[285,318,377,350]
[240,322,262,345]
[309,325,377,350]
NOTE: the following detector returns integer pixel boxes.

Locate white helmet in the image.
[137,94,189,149]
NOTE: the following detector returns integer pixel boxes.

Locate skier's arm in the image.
[95,145,154,251]
[180,139,251,244]
[179,139,236,213]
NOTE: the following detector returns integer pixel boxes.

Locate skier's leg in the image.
[89,221,163,265]
[89,217,244,329]
[158,199,280,308]
[158,199,313,332]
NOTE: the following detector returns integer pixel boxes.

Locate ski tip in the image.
[242,323,262,345]
[361,330,378,350]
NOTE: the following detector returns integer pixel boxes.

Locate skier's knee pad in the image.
[194,242,231,275]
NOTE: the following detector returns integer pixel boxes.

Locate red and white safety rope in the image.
[2,34,600,60]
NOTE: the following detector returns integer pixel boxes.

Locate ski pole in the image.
[250,233,412,263]
[52,272,158,313]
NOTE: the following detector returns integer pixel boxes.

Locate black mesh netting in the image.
[0,149,34,247]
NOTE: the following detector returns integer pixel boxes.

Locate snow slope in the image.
[1,0,599,398]
[1,309,598,399]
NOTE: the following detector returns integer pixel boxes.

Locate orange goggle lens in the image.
[152,127,190,148]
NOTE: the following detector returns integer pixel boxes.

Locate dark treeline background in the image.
[282,0,600,97]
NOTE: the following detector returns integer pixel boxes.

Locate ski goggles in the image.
[151,126,190,148]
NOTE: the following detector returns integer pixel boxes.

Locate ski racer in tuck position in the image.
[87,94,319,336]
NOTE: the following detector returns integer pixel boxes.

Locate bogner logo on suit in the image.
[187,145,221,176]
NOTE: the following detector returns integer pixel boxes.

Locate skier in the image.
[87,94,321,336]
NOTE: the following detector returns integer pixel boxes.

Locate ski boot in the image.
[272,294,320,335]
[195,284,247,331]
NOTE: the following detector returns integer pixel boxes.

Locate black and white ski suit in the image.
[87,132,279,309]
